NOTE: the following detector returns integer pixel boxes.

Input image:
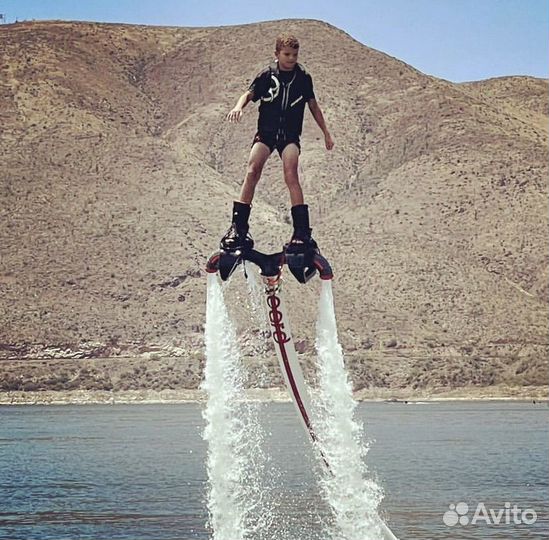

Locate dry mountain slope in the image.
[0,19,547,394]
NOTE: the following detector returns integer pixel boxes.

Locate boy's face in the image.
[275,46,299,71]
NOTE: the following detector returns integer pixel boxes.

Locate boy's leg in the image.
[220,141,271,252]
[238,141,272,204]
[280,143,304,206]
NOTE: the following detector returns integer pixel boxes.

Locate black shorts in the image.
[252,131,301,156]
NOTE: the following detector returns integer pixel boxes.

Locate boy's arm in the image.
[227,91,254,123]
[308,99,334,150]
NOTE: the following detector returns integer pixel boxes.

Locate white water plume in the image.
[202,273,271,540]
[313,280,397,540]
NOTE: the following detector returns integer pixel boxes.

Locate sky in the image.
[1,0,547,82]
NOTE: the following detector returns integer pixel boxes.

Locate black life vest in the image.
[254,62,314,137]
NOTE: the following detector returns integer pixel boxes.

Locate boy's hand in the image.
[226,108,243,123]
[324,133,334,150]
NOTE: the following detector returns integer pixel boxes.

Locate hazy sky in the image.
[2,0,547,82]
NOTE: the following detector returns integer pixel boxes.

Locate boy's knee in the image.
[284,170,300,186]
[283,161,299,176]
[247,161,263,179]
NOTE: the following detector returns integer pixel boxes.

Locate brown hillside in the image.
[0,19,547,395]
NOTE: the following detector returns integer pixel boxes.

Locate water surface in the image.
[0,401,547,539]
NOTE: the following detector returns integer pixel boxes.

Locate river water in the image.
[0,401,547,539]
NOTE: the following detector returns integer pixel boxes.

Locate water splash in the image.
[202,273,271,540]
[202,273,395,540]
[313,280,397,540]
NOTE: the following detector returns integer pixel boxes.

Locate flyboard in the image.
[206,244,399,540]
[206,244,332,466]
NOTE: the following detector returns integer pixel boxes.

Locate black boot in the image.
[286,204,318,254]
[220,201,254,252]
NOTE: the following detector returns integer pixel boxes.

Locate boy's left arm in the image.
[308,99,334,150]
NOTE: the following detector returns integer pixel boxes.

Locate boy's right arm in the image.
[226,91,254,123]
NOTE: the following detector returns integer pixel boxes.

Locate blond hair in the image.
[275,33,299,52]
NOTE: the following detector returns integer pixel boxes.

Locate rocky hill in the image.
[0,19,547,397]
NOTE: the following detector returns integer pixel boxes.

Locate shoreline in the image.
[1,385,547,405]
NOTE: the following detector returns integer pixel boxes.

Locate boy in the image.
[221,33,334,255]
